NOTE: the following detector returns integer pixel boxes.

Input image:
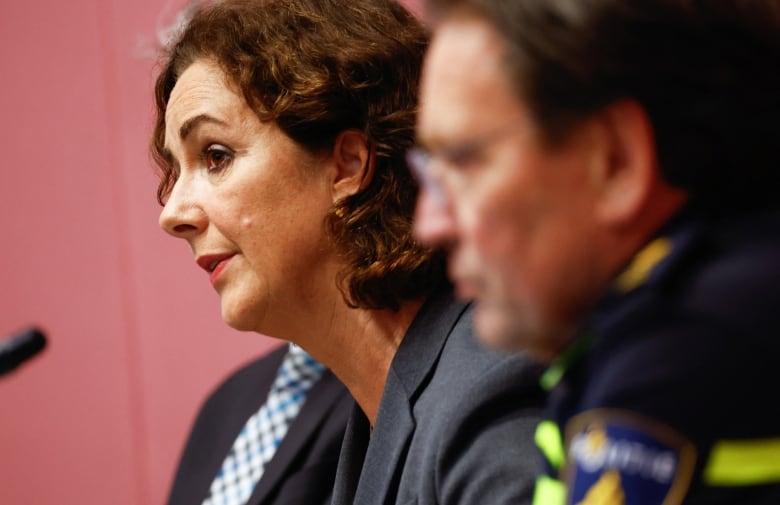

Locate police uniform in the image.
[533,208,780,504]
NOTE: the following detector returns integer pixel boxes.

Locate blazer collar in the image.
[389,282,469,402]
[344,283,469,504]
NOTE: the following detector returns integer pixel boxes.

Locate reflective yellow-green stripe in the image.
[535,421,565,470]
[533,475,566,505]
[704,438,780,486]
[540,364,565,391]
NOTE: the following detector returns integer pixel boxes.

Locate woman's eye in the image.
[203,145,233,173]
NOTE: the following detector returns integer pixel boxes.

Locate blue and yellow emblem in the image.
[565,410,696,505]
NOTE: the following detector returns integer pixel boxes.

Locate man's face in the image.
[413,15,603,359]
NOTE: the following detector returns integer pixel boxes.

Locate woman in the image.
[152,0,545,503]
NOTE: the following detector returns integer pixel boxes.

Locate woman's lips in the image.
[196,253,236,285]
[210,257,233,284]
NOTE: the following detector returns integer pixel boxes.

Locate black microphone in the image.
[0,327,47,377]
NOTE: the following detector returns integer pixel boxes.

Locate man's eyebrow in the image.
[179,113,228,141]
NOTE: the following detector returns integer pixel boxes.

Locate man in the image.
[166,345,352,505]
[411,0,780,503]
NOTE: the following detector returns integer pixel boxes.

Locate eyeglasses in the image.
[406,119,524,207]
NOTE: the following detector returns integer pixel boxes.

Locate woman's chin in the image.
[223,317,254,332]
[220,300,261,333]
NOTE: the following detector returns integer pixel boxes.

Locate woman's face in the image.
[159,59,339,336]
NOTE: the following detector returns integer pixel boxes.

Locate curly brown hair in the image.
[151,0,445,311]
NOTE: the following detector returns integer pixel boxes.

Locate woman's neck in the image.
[300,297,425,425]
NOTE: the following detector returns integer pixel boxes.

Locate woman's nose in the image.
[158,179,207,239]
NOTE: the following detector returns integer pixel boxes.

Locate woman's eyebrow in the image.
[179,113,228,142]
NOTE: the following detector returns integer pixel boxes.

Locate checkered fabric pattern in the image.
[202,344,326,505]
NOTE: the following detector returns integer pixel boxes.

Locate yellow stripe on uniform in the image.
[533,475,566,505]
[704,438,780,486]
[535,421,565,470]
[614,237,671,292]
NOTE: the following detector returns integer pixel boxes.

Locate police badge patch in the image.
[564,409,696,505]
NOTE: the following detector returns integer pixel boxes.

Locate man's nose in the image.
[413,185,458,249]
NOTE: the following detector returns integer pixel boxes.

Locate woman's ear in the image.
[331,129,375,203]
[590,99,658,226]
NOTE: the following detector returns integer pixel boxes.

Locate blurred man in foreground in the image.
[412,0,780,502]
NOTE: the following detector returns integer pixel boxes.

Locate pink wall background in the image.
[0,0,421,504]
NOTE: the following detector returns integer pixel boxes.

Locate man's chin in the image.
[473,302,525,351]
[474,302,570,363]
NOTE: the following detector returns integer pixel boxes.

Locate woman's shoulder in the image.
[414,300,546,426]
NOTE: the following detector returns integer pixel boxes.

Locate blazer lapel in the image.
[332,404,373,505]
[354,367,414,505]
[352,284,469,505]
[248,370,346,505]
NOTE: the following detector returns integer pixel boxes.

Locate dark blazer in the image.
[331,285,547,505]
[167,345,353,505]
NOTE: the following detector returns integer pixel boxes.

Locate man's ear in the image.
[331,129,375,204]
[590,99,658,226]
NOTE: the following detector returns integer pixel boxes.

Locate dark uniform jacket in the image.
[535,209,780,504]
